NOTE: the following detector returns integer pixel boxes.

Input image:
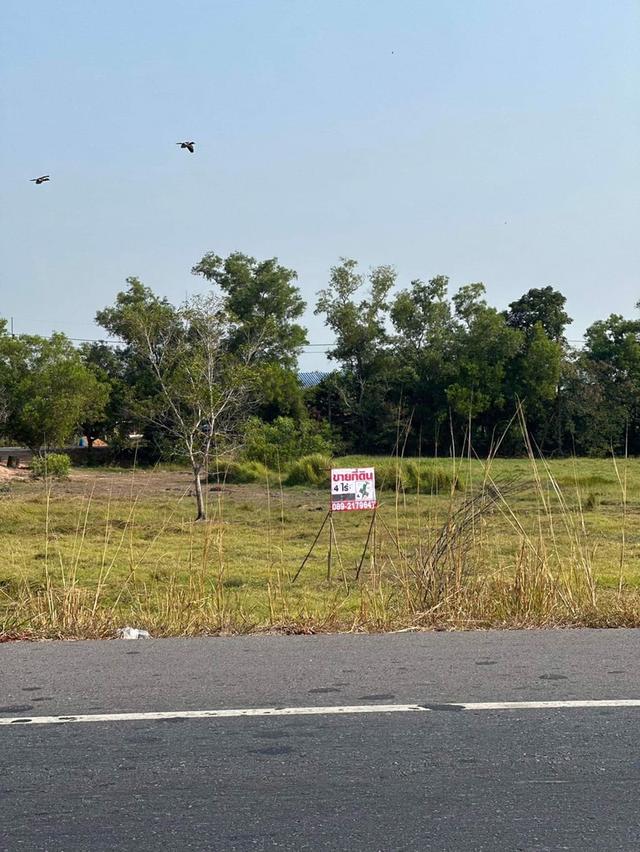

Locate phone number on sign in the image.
[331,500,378,512]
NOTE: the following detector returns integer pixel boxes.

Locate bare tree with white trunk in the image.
[97,281,255,520]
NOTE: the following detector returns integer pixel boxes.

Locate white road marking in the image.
[1,699,640,727]
[461,700,640,711]
[0,704,421,726]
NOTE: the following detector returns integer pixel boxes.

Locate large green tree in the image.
[505,286,572,343]
[390,276,456,453]
[315,258,397,450]
[79,342,132,455]
[511,324,562,416]
[578,311,640,453]
[504,286,571,451]
[251,363,306,422]
[446,284,523,449]
[191,251,307,368]
[0,324,109,451]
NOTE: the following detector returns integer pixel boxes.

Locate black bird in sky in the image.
[176,141,195,153]
[30,175,50,184]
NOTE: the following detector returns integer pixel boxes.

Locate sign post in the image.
[330,467,377,512]
[292,467,378,584]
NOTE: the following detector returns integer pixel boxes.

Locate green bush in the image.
[206,453,460,494]
[374,459,408,492]
[30,453,71,480]
[280,455,458,492]
[243,416,334,468]
[369,458,459,494]
[404,460,459,493]
[284,454,331,487]
[207,460,269,485]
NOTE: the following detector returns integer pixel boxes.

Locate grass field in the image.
[2,454,640,638]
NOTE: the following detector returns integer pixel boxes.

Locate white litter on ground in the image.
[116,627,151,640]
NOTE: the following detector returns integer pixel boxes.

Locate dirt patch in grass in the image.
[0,466,28,482]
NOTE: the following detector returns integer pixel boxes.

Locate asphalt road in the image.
[2,629,640,851]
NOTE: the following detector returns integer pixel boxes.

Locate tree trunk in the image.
[193,465,206,521]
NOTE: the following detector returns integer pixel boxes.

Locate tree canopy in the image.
[3,252,640,464]
[0,326,108,450]
[191,251,307,368]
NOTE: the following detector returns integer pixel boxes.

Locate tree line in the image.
[314,261,640,457]
[2,251,640,478]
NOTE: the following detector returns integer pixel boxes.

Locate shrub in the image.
[372,459,459,494]
[284,454,331,487]
[30,453,71,480]
[243,417,333,468]
[280,456,459,493]
[374,459,407,492]
[207,460,269,485]
[404,460,459,493]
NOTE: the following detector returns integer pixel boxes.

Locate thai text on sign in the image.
[330,467,377,511]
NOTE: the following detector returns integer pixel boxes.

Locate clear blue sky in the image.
[1,0,638,368]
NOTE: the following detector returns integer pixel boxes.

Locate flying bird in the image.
[30,175,50,184]
[176,141,195,153]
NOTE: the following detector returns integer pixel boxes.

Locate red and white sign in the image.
[330,467,377,512]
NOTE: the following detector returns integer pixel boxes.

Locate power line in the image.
[4,318,591,348]
[7,333,336,352]
[66,337,119,344]
[4,331,591,350]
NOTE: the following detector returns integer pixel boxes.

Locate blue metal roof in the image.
[298,370,329,388]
